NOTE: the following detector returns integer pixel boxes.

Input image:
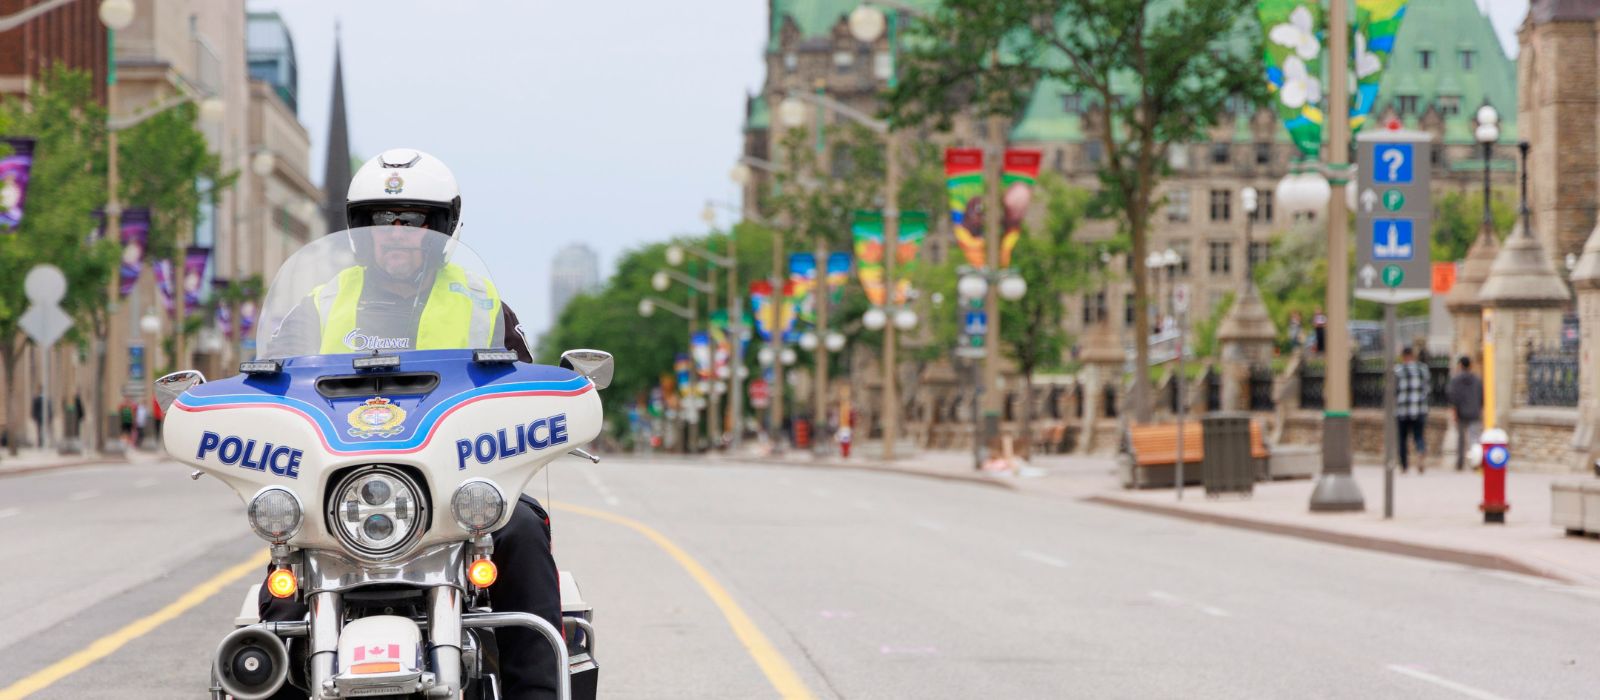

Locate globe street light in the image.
[652,270,671,292]
[778,97,808,130]
[98,0,133,30]
[638,299,655,317]
[824,332,846,353]
[799,332,819,351]
[957,274,987,301]
[780,348,797,366]
[1476,105,1500,232]
[666,245,685,267]
[893,308,918,331]
[758,346,775,366]
[729,163,752,187]
[848,4,887,43]
[998,274,1027,301]
[251,151,276,178]
[863,307,887,331]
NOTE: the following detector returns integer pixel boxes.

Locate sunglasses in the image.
[372,210,429,227]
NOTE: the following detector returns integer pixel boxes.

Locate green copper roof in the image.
[768,0,941,51]
[1009,0,1516,145]
[747,94,770,132]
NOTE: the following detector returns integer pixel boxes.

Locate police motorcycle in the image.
[155,227,606,699]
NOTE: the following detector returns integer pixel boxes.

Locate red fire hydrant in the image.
[1479,428,1510,524]
[837,426,852,459]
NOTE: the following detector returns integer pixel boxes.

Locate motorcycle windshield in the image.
[255,227,505,359]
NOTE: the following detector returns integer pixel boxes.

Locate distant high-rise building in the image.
[550,244,602,322]
[246,12,298,113]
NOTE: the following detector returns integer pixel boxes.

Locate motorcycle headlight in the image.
[327,467,427,560]
[247,487,302,544]
[451,479,506,534]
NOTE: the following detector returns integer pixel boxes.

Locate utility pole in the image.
[882,128,902,460]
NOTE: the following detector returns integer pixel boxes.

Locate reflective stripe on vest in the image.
[309,264,501,354]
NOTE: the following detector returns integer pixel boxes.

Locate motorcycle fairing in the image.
[164,349,602,554]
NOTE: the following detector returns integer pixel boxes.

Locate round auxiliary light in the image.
[468,558,498,588]
[266,568,298,599]
[451,479,507,534]
[247,487,302,544]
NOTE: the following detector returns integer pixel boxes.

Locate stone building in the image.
[1517,0,1600,270]
[740,0,1520,452]
[0,0,108,102]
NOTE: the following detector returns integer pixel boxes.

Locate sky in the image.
[253,0,1530,335]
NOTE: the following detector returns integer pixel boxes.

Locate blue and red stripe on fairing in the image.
[169,349,593,455]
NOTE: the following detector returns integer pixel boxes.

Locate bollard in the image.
[1479,428,1510,524]
[837,426,851,459]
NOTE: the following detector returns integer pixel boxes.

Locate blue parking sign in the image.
[1373,143,1414,184]
[1372,219,1414,260]
[963,311,987,336]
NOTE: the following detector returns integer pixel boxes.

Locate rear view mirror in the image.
[154,370,207,413]
[559,349,614,390]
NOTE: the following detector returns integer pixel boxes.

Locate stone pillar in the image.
[1568,223,1600,464]
[1216,285,1278,412]
[1445,228,1500,370]
[1479,221,1572,429]
[1077,320,1124,451]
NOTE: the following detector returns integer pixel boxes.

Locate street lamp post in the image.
[638,295,698,452]
[1475,106,1500,237]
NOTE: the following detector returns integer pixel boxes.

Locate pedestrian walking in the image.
[1312,308,1327,354]
[1446,356,1484,471]
[1285,311,1303,354]
[118,399,135,445]
[1395,347,1430,473]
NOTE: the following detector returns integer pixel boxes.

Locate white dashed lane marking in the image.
[1386,664,1510,700]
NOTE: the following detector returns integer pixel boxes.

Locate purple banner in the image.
[213,278,233,337]
[119,208,150,298]
[184,246,210,309]
[154,259,175,314]
[0,138,35,232]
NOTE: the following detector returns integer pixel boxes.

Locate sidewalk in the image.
[752,443,1600,587]
[0,446,138,477]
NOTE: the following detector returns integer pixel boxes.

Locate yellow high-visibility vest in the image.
[310,264,501,354]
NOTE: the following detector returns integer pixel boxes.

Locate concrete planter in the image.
[1583,481,1600,535]
[1266,445,1319,480]
[1552,480,1586,533]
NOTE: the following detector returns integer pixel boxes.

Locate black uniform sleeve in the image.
[501,304,534,364]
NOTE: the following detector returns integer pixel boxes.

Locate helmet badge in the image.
[383,173,405,195]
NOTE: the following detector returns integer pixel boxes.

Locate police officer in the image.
[261,149,560,699]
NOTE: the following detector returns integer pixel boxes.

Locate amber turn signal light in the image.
[468,558,497,588]
[267,567,298,598]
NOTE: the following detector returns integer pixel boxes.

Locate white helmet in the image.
[346,148,462,237]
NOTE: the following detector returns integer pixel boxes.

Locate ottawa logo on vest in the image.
[348,397,408,439]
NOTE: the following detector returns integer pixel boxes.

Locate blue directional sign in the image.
[1372,219,1415,261]
[1372,143,1414,184]
[963,311,987,336]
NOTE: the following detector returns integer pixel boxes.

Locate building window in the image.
[1082,291,1107,325]
[1085,141,1103,165]
[1251,190,1274,223]
[1209,241,1232,276]
[1168,144,1190,171]
[1437,95,1461,117]
[784,52,797,72]
[1061,93,1082,113]
[1418,50,1433,69]
[873,52,891,79]
[1460,50,1475,70]
[1124,293,1135,327]
[1209,189,1231,222]
[1173,240,1191,276]
[1254,142,1272,166]
[1431,144,1445,167]
[1396,95,1419,115]
[1052,148,1065,173]
[1248,241,1271,268]
[833,50,854,73]
[1210,143,1231,165]
[1167,189,1190,222]
[1225,94,1249,114]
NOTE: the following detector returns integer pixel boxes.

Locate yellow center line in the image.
[0,548,271,700]
[553,501,817,700]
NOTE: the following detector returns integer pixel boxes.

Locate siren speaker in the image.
[213,625,289,700]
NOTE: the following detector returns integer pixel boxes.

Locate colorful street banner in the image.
[1000,149,1041,268]
[945,148,986,268]
[894,211,928,305]
[674,353,692,394]
[1260,0,1326,158]
[691,331,712,379]
[240,298,258,338]
[0,137,35,232]
[154,259,175,314]
[780,280,800,343]
[118,207,151,298]
[708,310,731,377]
[1351,0,1410,131]
[184,246,210,309]
[750,280,774,341]
[826,252,850,305]
[788,253,817,324]
[213,278,233,338]
[853,211,888,306]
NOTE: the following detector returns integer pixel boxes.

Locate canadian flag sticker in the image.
[353,644,400,663]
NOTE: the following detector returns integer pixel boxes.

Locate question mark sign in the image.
[1382,148,1404,181]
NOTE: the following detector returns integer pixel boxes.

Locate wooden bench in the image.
[1120,420,1268,489]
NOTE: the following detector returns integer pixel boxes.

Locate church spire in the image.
[321,25,352,233]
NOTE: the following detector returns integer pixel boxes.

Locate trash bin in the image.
[1201,412,1254,497]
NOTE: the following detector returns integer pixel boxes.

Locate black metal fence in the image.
[1300,363,1325,409]
[1204,369,1220,412]
[1249,365,1275,411]
[1527,344,1579,407]
[1301,357,1451,410]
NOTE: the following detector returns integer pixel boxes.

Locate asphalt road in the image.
[2,456,1597,699]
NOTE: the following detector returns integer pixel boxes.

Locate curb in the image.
[720,455,1020,491]
[1083,494,1581,585]
[0,456,132,479]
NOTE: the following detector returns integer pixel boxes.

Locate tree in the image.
[997,175,1102,453]
[0,66,116,454]
[885,0,1262,422]
[1432,187,1516,263]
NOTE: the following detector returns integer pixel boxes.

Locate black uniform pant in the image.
[260,495,561,699]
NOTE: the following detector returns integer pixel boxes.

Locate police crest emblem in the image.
[383,173,404,194]
[348,397,407,439]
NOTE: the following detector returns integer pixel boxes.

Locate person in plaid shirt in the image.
[1394,347,1431,473]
